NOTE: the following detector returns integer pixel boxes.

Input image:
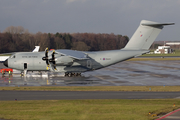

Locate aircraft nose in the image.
[3,59,8,67]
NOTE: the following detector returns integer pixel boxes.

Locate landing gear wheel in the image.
[64,72,81,77]
[20,72,24,76]
[76,73,81,76]
[65,73,69,77]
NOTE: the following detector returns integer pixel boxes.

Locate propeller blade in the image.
[45,48,48,57]
[46,60,49,66]
[53,64,57,70]
[52,50,55,60]
[42,48,50,70]
[52,50,57,70]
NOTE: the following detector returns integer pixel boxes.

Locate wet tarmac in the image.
[1,60,180,86]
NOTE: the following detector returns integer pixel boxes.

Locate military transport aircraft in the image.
[3,20,174,76]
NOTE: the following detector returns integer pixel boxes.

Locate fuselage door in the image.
[24,63,27,70]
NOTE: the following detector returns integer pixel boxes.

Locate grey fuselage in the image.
[6,49,147,73]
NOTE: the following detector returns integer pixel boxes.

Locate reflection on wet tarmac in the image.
[1,60,180,86]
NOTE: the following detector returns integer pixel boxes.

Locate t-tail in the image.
[124,20,174,50]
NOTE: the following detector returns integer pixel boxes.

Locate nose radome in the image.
[3,59,8,67]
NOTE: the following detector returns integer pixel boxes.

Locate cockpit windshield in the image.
[10,54,16,58]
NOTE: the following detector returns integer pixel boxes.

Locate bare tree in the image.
[3,26,28,34]
[72,41,90,51]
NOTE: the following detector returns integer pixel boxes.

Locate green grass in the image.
[1,86,180,91]
[142,52,180,57]
[142,54,180,57]
[142,49,180,57]
[0,54,11,56]
[129,57,180,61]
[0,99,179,120]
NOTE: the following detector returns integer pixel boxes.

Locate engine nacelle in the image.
[55,56,73,66]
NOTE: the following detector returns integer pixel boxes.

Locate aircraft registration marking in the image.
[22,56,38,58]
[100,58,111,60]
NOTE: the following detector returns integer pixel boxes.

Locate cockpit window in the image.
[10,55,16,58]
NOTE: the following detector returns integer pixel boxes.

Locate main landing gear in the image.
[20,69,27,77]
[65,73,81,77]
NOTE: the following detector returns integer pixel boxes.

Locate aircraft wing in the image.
[55,49,89,60]
[0,56,9,63]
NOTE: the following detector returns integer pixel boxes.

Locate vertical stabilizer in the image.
[32,46,40,52]
[124,20,174,50]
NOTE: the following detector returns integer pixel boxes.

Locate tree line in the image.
[0,26,129,53]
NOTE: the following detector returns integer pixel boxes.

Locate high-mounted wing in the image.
[55,49,89,60]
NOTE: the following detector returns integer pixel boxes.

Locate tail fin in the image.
[32,46,40,52]
[124,20,174,50]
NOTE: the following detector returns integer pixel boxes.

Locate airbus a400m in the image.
[3,20,174,76]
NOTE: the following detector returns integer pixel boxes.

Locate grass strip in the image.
[0,99,179,120]
[142,53,180,57]
[129,57,180,61]
[1,86,180,91]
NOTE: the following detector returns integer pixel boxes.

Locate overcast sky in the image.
[0,0,179,41]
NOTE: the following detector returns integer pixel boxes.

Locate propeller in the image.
[42,48,49,70]
[49,50,57,70]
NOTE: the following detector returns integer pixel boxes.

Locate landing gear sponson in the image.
[65,73,81,77]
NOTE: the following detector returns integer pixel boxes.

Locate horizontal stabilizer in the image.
[142,23,175,27]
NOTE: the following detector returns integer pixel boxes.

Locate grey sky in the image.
[0,0,179,41]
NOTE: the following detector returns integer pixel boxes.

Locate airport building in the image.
[153,42,180,54]
[166,42,180,45]
[154,46,173,54]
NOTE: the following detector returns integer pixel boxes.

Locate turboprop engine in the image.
[55,56,73,66]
